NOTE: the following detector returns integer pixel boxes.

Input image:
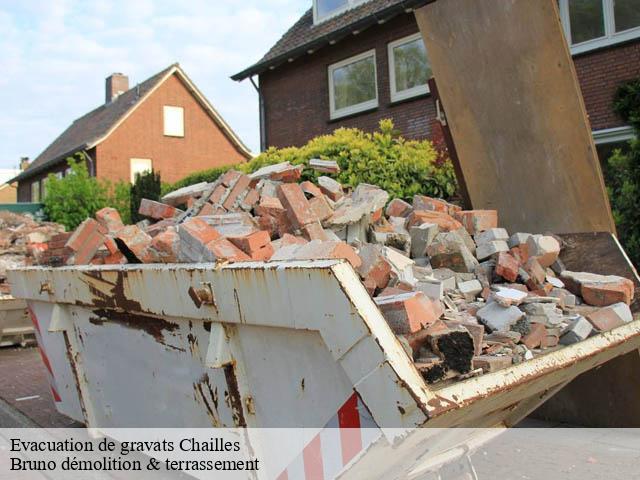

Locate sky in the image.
[0,0,309,170]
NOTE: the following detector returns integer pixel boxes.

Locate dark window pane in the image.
[569,0,605,43]
[614,0,640,32]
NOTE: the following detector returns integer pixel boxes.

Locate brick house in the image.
[233,0,640,161]
[15,63,251,202]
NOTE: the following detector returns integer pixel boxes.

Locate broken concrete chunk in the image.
[317,176,344,201]
[309,158,340,174]
[560,316,593,345]
[527,234,561,268]
[508,232,532,248]
[416,278,444,300]
[474,228,509,245]
[473,355,513,373]
[289,240,361,269]
[521,322,547,349]
[458,279,482,301]
[427,232,479,273]
[476,302,525,333]
[476,240,509,261]
[249,161,302,182]
[161,182,210,206]
[493,287,528,306]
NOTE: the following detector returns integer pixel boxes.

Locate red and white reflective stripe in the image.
[276,392,381,480]
[28,307,61,403]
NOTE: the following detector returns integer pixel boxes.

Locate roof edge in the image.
[231,0,435,81]
[10,147,89,183]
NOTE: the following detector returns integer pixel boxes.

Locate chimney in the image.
[105,73,129,103]
[19,157,30,171]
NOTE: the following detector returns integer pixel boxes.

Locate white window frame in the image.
[559,0,640,55]
[163,105,184,137]
[328,49,378,120]
[313,0,369,25]
[130,158,153,183]
[388,33,430,103]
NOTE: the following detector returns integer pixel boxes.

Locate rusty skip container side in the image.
[7,260,640,477]
[0,296,34,347]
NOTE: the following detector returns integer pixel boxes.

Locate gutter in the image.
[231,0,436,81]
[9,146,89,184]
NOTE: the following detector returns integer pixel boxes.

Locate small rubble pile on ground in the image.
[0,211,66,293]
[36,161,636,385]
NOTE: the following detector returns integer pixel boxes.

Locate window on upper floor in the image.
[31,181,40,202]
[313,0,369,24]
[559,0,640,54]
[328,49,378,119]
[163,105,184,137]
[388,33,432,103]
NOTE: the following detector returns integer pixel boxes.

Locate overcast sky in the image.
[0,0,309,170]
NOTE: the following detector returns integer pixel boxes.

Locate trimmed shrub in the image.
[165,119,457,202]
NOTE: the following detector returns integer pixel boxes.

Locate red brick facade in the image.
[573,40,640,132]
[260,13,639,148]
[96,74,248,184]
[18,70,249,202]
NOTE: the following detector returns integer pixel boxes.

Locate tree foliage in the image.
[43,154,131,230]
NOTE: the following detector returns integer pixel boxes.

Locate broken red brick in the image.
[65,218,107,265]
[208,184,228,204]
[375,291,441,335]
[240,189,260,210]
[302,221,328,241]
[357,245,392,290]
[308,195,333,222]
[522,323,546,349]
[290,240,361,269]
[581,279,634,307]
[413,195,450,213]
[115,225,153,263]
[219,170,242,187]
[250,243,274,261]
[95,207,124,234]
[180,217,221,245]
[228,230,271,255]
[385,198,413,218]
[455,210,498,235]
[277,183,318,230]
[222,174,251,210]
[300,181,323,198]
[148,227,180,263]
[523,257,546,290]
[138,199,181,220]
[496,252,520,282]
[406,210,463,232]
[586,303,631,331]
[205,238,251,262]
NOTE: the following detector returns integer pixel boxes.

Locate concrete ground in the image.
[0,346,81,428]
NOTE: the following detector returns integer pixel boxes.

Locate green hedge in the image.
[603,79,640,267]
[164,120,457,201]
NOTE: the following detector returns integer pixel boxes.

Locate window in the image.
[31,181,40,202]
[328,50,378,119]
[163,106,184,137]
[559,0,640,54]
[41,177,48,199]
[313,0,369,24]
[130,158,152,183]
[388,33,432,103]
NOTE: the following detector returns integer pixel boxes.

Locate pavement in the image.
[0,346,81,428]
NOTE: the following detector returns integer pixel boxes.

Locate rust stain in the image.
[83,270,143,312]
[187,332,199,356]
[224,364,247,427]
[193,373,221,427]
[63,331,89,424]
[427,395,458,416]
[188,286,203,309]
[90,309,179,345]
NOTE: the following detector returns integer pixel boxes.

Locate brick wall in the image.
[260,14,640,148]
[574,40,640,132]
[96,73,248,184]
[260,13,436,148]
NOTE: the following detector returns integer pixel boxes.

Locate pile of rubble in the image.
[0,211,66,294]
[37,161,636,384]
